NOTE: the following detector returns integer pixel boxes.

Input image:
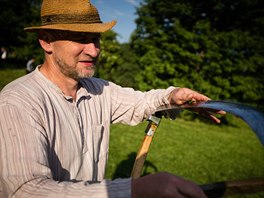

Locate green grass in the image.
[107,118,264,197]
[2,68,264,197]
[0,68,25,90]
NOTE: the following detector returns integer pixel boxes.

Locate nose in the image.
[83,42,100,58]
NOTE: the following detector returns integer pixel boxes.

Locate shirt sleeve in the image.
[0,103,131,198]
[109,82,176,125]
[0,77,177,197]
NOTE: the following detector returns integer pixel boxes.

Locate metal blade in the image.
[156,100,264,144]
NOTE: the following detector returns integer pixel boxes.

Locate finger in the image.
[179,188,207,198]
[181,103,226,116]
[173,192,185,198]
[200,110,222,123]
[201,107,226,115]
[177,181,207,198]
[214,110,226,115]
[188,93,210,103]
[202,108,226,116]
[208,114,222,124]
[188,107,221,123]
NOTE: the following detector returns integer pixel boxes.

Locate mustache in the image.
[78,56,98,63]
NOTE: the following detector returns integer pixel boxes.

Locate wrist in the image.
[168,88,180,104]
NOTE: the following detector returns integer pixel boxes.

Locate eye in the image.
[48,31,101,43]
[92,36,100,43]
[60,32,101,44]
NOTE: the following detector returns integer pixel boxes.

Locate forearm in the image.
[131,172,206,198]
[4,178,131,198]
[110,82,176,125]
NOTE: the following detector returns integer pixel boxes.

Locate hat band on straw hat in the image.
[42,14,102,26]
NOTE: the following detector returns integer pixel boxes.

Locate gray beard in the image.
[56,57,96,80]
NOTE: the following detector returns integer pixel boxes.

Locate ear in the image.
[38,30,53,53]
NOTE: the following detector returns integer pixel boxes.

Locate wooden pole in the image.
[131,115,161,179]
[131,113,264,197]
[200,178,264,197]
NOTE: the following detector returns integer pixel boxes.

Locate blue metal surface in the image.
[156,100,264,144]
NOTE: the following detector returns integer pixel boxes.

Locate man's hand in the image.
[168,88,226,123]
[132,172,207,198]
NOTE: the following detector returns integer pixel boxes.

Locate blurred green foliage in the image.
[1,2,263,196]
[131,0,264,109]
[1,0,263,109]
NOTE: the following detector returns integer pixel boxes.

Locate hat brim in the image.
[24,20,116,33]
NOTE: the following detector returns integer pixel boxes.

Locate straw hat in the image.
[24,0,116,33]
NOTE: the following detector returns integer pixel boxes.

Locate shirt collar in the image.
[35,65,91,102]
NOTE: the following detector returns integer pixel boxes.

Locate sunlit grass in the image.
[0,68,25,90]
[107,117,264,197]
[1,68,263,197]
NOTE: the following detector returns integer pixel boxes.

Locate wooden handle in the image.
[226,178,264,196]
[131,135,154,179]
[200,178,264,198]
[131,117,160,179]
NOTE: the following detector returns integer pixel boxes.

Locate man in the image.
[26,58,35,73]
[0,47,7,66]
[0,0,224,197]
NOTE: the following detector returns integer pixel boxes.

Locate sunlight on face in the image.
[49,31,100,80]
[55,54,96,80]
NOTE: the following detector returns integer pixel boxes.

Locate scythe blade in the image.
[156,100,264,144]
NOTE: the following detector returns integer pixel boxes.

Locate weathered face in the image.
[47,31,101,80]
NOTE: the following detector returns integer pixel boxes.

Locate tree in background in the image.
[0,0,43,65]
[115,43,139,88]
[96,30,139,89]
[1,0,263,108]
[95,30,121,80]
[0,0,129,76]
[131,0,264,107]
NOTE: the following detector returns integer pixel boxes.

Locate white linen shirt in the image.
[0,66,175,197]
